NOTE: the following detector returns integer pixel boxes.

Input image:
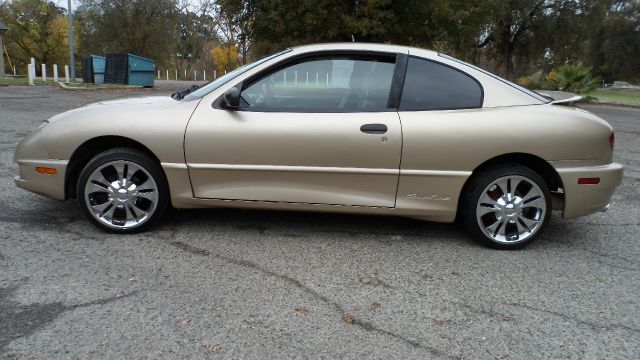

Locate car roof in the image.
[290,42,438,57]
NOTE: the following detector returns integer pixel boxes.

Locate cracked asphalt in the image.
[1,84,638,359]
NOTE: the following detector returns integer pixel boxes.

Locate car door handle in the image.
[360,123,387,134]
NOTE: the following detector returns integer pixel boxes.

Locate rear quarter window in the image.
[400,57,483,111]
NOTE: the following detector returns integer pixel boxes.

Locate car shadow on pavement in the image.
[3,193,579,251]
[161,207,515,249]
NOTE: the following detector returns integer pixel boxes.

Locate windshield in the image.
[182,49,291,101]
[437,53,551,104]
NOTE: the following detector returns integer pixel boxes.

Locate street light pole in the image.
[67,0,75,82]
[0,21,7,78]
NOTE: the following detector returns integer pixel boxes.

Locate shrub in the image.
[548,64,601,94]
[516,75,530,86]
[543,69,558,90]
[516,75,543,90]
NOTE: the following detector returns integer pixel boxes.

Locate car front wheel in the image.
[463,166,551,249]
[77,148,168,233]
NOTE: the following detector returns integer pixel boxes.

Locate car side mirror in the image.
[222,87,240,110]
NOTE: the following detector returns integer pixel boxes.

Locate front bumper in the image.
[554,162,623,219]
[14,159,68,200]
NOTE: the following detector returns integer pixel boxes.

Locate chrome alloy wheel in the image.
[84,160,159,230]
[475,175,547,243]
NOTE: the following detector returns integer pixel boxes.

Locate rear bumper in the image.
[554,162,623,219]
[14,159,68,200]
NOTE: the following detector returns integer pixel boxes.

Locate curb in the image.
[578,101,640,109]
[57,82,143,91]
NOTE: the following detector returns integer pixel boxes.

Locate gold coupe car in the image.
[14,43,623,249]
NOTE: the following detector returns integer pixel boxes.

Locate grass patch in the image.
[0,77,63,86]
[0,77,143,90]
[586,89,640,107]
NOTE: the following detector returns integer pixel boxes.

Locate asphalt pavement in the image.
[0,85,638,359]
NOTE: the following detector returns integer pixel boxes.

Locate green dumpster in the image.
[127,54,155,87]
[81,55,106,84]
[104,53,155,87]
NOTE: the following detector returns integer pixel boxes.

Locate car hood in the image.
[47,96,185,124]
[94,96,176,106]
[23,95,200,163]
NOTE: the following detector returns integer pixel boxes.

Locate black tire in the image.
[463,165,551,250]
[77,147,169,233]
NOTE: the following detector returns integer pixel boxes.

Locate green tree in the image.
[5,0,637,84]
[471,0,561,79]
[174,0,218,73]
[246,0,454,56]
[215,0,255,64]
[75,0,180,68]
[588,0,640,82]
[0,0,69,72]
[247,0,352,57]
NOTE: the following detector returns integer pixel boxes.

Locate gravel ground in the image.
[0,85,638,359]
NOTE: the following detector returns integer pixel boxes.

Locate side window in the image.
[400,57,483,111]
[240,57,396,111]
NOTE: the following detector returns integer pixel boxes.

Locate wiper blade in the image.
[171,85,201,100]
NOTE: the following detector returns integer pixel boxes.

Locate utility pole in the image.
[0,22,7,77]
[67,0,75,82]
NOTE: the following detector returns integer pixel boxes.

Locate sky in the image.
[55,0,78,10]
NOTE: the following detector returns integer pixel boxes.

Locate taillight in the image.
[609,132,615,151]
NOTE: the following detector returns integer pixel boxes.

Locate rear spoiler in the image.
[534,90,583,105]
[550,95,583,105]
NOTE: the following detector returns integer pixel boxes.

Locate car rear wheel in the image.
[463,166,551,249]
[77,148,168,233]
